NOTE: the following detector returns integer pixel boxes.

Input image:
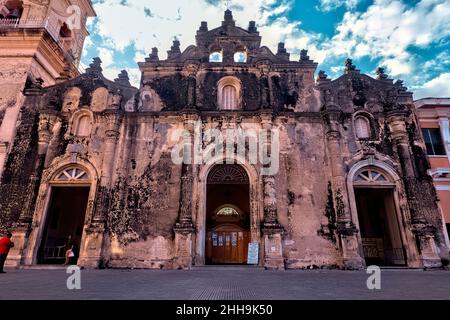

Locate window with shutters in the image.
[422,128,446,156]
[217,77,241,110]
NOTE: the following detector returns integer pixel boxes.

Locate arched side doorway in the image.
[350,165,407,266]
[205,165,250,264]
[36,166,91,265]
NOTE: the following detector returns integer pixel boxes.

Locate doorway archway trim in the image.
[346,159,420,267]
[194,154,263,266]
[22,157,99,265]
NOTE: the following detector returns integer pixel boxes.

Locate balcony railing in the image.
[1,17,62,41]
[0,17,83,73]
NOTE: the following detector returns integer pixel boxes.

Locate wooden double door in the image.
[206,224,249,264]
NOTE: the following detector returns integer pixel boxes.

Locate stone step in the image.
[19,265,68,270]
[191,264,263,271]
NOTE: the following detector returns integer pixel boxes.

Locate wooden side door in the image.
[206,224,249,264]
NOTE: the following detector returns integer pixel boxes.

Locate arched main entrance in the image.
[352,167,407,266]
[37,167,91,265]
[205,164,250,264]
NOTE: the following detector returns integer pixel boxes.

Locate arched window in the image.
[354,169,388,183]
[216,207,240,216]
[234,51,247,63]
[75,115,91,137]
[354,116,371,139]
[1,1,23,19]
[54,167,89,182]
[209,51,223,63]
[59,23,72,38]
[222,85,237,110]
[217,76,241,110]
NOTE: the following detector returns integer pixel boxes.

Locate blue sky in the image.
[82,0,450,99]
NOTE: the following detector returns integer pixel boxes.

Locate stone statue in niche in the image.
[62,87,81,113]
[91,87,108,112]
[124,97,136,112]
[138,86,163,111]
[323,89,334,104]
[108,91,122,108]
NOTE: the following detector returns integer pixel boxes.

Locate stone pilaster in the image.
[79,112,122,268]
[387,110,442,268]
[323,105,364,269]
[258,64,271,108]
[259,112,285,269]
[7,84,45,268]
[173,164,196,269]
[261,175,285,269]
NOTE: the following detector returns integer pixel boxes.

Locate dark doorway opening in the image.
[205,165,250,265]
[38,187,90,265]
[355,188,406,266]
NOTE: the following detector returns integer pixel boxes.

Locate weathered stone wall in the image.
[274,117,341,268]
[1,9,449,269]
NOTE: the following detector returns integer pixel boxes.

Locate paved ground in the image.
[0,266,449,300]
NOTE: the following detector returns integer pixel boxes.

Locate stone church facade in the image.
[1,10,449,270]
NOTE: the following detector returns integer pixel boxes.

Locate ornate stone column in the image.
[258,64,271,108]
[323,104,364,269]
[260,112,285,270]
[173,112,198,269]
[387,110,442,267]
[7,84,46,268]
[173,164,196,269]
[184,63,199,109]
[79,111,122,268]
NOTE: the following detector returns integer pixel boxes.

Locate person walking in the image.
[0,232,14,273]
[64,244,75,266]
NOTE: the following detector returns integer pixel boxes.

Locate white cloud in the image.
[93,0,297,57]
[413,72,450,99]
[89,0,327,85]
[97,47,114,68]
[317,0,360,12]
[85,0,450,92]
[325,0,450,76]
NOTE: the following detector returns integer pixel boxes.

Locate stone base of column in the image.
[5,223,30,268]
[418,235,443,268]
[342,239,365,270]
[173,223,195,270]
[412,221,443,268]
[262,226,285,270]
[78,223,106,269]
[338,223,365,270]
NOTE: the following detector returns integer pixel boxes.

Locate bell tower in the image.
[0,0,96,177]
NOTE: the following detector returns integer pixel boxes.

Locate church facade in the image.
[0,10,449,270]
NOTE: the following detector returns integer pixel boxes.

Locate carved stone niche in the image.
[138,86,164,112]
[91,87,109,112]
[62,87,82,113]
[108,91,122,109]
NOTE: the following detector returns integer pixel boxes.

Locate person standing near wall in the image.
[0,232,14,273]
